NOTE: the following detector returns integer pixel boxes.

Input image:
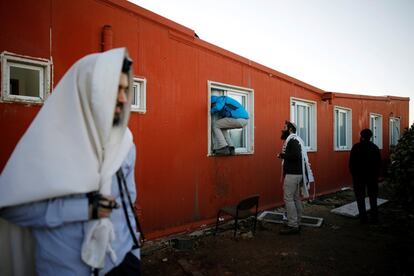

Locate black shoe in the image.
[214,146,230,156]
[229,146,235,155]
[279,225,300,235]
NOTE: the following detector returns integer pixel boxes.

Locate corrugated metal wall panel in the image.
[0,0,409,238]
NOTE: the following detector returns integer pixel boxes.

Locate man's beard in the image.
[113,115,121,126]
[280,130,290,140]
[113,103,123,126]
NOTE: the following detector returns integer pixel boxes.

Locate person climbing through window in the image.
[210,95,249,155]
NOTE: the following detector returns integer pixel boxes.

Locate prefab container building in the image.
[0,0,409,239]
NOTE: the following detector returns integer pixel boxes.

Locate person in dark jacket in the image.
[277,121,314,234]
[210,95,249,155]
[349,128,382,223]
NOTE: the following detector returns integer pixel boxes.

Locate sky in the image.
[129,0,414,125]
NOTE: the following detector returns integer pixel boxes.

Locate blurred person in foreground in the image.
[0,48,143,275]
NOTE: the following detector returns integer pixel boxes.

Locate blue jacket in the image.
[211,96,249,119]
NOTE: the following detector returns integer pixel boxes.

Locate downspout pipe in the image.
[101,25,113,52]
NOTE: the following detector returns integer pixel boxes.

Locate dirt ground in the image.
[141,185,414,276]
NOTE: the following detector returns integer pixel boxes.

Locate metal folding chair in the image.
[215,194,260,237]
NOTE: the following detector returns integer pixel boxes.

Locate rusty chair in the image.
[215,194,260,237]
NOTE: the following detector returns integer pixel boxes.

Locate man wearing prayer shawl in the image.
[0,48,142,275]
[277,121,314,235]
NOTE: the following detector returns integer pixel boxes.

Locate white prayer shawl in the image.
[282,133,315,198]
[81,128,133,268]
[0,48,133,269]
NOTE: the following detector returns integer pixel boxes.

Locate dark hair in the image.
[360,128,373,140]
[122,57,133,73]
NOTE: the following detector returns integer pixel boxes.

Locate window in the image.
[1,52,51,103]
[131,77,146,113]
[290,98,317,151]
[389,117,400,146]
[208,81,254,155]
[370,113,383,149]
[334,106,352,150]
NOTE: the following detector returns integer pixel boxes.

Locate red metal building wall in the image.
[0,0,409,238]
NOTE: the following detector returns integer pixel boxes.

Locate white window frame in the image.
[389,117,400,146]
[290,97,317,151]
[207,80,254,156]
[131,77,146,113]
[1,52,51,103]
[333,106,352,151]
[370,113,383,149]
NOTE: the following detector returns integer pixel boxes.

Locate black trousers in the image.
[353,178,378,222]
[106,252,141,276]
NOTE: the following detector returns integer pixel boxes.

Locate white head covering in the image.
[0,47,132,206]
[0,48,134,268]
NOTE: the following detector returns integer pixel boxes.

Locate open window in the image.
[290,98,317,151]
[334,106,352,151]
[131,77,146,113]
[208,81,254,155]
[370,113,383,149]
[1,52,51,103]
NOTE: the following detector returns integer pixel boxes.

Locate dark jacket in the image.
[281,139,302,175]
[349,140,381,180]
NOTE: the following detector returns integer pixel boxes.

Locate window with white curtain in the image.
[370,113,383,149]
[290,98,317,151]
[334,107,352,150]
